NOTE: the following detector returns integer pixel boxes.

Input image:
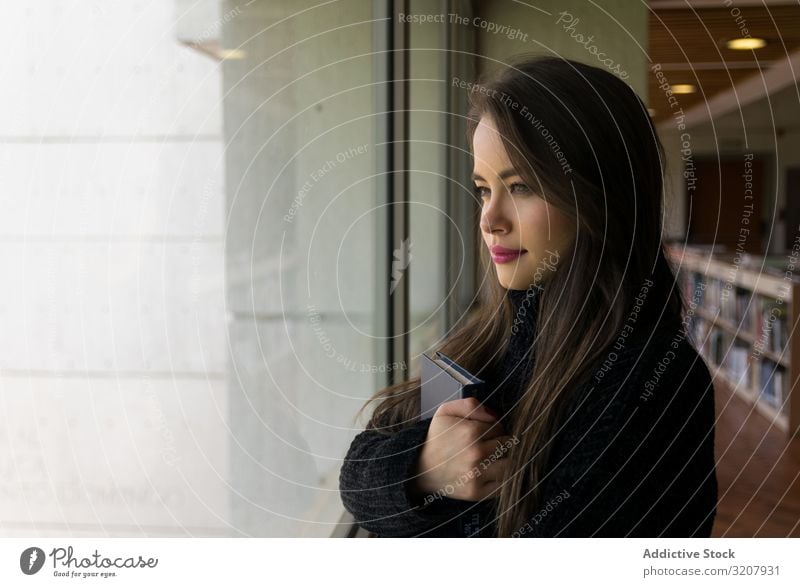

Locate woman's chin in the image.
[497,267,552,290]
[497,275,527,290]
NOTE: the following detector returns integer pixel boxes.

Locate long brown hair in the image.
[353,53,686,537]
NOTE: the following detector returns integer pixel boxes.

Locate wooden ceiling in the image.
[648,1,800,124]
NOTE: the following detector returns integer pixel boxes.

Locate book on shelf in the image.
[682,271,707,310]
[706,325,725,368]
[670,245,799,436]
[704,276,722,315]
[689,314,707,352]
[714,282,753,331]
[757,357,785,411]
[723,341,751,387]
[755,297,789,356]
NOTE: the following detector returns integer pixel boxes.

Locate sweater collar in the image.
[506,284,543,337]
[507,284,544,311]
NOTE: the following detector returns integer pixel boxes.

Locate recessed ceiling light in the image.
[671,84,697,94]
[220,48,247,60]
[726,37,767,50]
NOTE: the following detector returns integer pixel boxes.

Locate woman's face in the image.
[473,116,575,291]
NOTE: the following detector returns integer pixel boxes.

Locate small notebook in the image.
[419,351,485,420]
[419,351,488,537]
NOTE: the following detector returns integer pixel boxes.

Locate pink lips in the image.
[489,245,527,264]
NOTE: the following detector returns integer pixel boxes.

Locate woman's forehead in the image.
[472,120,514,173]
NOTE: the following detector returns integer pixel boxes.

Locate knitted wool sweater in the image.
[338,285,718,537]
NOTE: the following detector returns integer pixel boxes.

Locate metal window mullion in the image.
[388,0,411,387]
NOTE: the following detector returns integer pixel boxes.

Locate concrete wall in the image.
[0,2,227,536]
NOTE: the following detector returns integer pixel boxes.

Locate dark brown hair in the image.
[354,53,685,537]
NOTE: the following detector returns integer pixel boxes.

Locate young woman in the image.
[338,54,718,538]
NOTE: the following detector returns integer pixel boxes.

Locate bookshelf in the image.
[666,244,800,440]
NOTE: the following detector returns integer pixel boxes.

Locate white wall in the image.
[0,2,228,536]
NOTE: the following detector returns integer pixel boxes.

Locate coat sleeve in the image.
[515,340,717,538]
[338,415,473,537]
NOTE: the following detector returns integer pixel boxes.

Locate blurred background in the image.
[0,0,798,538]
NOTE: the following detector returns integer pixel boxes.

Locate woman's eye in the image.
[472,183,532,199]
[473,185,490,198]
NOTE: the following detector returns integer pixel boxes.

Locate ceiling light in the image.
[220,48,247,60]
[726,37,767,50]
[671,84,697,94]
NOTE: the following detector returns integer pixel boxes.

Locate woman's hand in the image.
[411,397,515,502]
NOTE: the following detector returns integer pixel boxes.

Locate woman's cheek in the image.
[523,215,571,281]
[524,214,554,260]
[540,207,575,255]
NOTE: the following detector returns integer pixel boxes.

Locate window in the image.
[0,0,475,538]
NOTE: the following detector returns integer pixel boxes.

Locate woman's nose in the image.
[480,195,510,235]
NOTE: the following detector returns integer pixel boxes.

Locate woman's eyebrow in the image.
[471,168,520,181]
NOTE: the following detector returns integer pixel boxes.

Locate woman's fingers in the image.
[478,434,516,458]
[459,436,514,485]
[471,419,508,440]
[475,456,510,483]
[435,397,497,423]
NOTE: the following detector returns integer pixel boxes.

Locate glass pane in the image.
[220,0,380,536]
[408,2,449,372]
[0,0,381,538]
[407,0,477,375]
